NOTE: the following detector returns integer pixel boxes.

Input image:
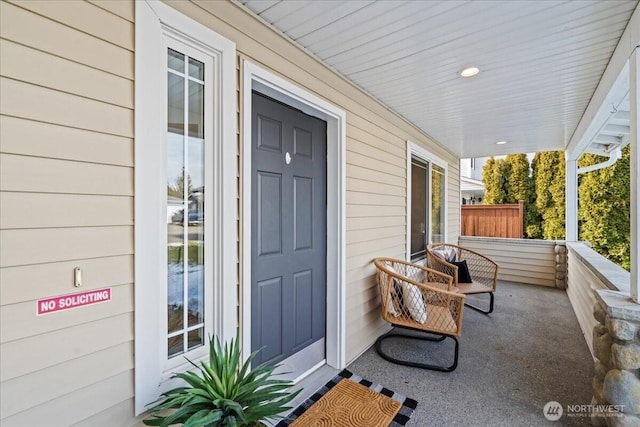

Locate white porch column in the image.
[631,47,639,303]
[565,156,578,242]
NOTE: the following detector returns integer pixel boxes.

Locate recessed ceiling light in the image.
[460,66,480,77]
[496,141,508,145]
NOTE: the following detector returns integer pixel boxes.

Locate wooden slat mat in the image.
[276,369,417,427]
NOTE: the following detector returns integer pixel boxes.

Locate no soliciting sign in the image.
[37,288,112,315]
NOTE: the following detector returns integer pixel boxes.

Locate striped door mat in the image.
[276,369,417,427]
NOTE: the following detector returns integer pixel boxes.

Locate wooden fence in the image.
[461,201,524,238]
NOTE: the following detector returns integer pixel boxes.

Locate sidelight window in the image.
[166,48,206,358]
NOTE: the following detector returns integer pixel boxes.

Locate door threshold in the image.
[292,359,326,384]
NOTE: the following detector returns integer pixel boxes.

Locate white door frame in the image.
[242,61,346,375]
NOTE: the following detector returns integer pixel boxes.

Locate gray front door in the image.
[251,92,327,377]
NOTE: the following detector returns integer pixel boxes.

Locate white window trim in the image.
[134,1,237,415]
[406,140,448,261]
[241,61,347,377]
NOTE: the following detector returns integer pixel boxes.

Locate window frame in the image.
[406,141,448,262]
[134,1,237,415]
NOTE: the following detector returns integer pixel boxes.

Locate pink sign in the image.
[37,288,112,315]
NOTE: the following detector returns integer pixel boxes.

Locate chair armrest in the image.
[413,281,466,336]
[396,261,454,291]
[426,250,459,284]
[458,247,499,290]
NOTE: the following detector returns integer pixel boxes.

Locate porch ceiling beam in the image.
[584,144,611,155]
[593,134,623,144]
[601,124,631,135]
[566,5,640,160]
[614,110,631,121]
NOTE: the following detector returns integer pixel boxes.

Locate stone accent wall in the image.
[555,243,568,290]
[592,290,640,426]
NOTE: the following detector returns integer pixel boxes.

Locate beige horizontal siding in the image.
[567,259,598,355]
[458,236,557,287]
[87,0,134,22]
[0,226,133,267]
[566,244,615,356]
[0,1,133,79]
[347,204,406,218]
[1,312,133,381]
[1,154,133,195]
[1,342,132,418]
[347,150,405,177]
[73,399,144,427]
[0,1,135,425]
[1,39,133,108]
[0,116,132,166]
[0,193,133,229]
[346,215,405,231]
[347,164,406,187]
[347,191,405,207]
[1,78,133,137]
[347,225,406,245]
[0,255,133,305]
[347,124,406,160]
[0,283,133,343]
[0,371,134,427]
[346,177,405,197]
[10,0,134,50]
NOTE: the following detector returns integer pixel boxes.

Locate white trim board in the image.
[242,61,347,375]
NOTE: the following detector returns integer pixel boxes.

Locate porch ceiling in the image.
[239,0,638,158]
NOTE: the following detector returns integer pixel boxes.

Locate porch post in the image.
[631,47,639,303]
[565,156,578,242]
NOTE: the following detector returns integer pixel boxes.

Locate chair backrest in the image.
[427,243,499,289]
[372,258,464,337]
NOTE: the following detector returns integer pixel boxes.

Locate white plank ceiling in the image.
[240,0,638,158]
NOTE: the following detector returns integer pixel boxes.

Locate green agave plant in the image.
[144,333,300,427]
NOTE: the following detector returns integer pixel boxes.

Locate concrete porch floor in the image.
[347,281,594,426]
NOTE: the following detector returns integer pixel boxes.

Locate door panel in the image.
[293,269,313,348]
[256,276,283,361]
[294,176,313,251]
[251,92,327,374]
[257,172,282,256]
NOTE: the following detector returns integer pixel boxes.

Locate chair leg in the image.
[375,328,459,372]
[464,292,494,314]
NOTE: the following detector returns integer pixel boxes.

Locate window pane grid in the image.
[168,68,204,85]
[167,48,206,359]
[168,322,204,337]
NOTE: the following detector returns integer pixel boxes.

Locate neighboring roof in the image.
[240,0,638,158]
[461,176,484,193]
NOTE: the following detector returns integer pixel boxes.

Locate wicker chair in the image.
[426,243,499,314]
[372,258,466,372]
